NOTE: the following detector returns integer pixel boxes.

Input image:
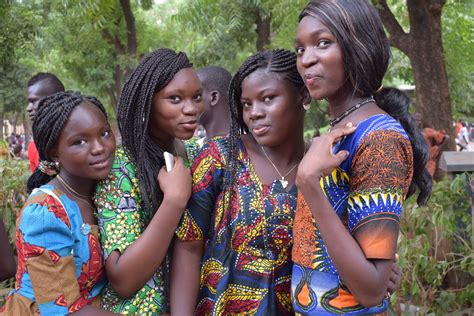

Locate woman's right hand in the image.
[157,156,192,210]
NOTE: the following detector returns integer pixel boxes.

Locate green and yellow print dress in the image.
[94,142,198,314]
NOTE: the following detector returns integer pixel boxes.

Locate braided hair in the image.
[300,0,432,205]
[226,49,305,189]
[116,48,193,215]
[27,91,107,193]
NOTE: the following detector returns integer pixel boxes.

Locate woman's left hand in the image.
[297,123,356,185]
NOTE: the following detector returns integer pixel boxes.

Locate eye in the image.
[295,47,304,56]
[193,94,202,102]
[241,101,252,108]
[102,129,111,137]
[73,139,86,146]
[168,96,181,103]
[263,95,275,103]
[316,39,331,48]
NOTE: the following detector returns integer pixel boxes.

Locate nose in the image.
[26,102,34,113]
[183,99,199,115]
[249,102,265,121]
[299,47,318,69]
[91,138,105,155]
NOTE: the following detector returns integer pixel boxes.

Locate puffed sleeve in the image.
[348,130,413,260]
[18,195,80,315]
[94,147,144,259]
[176,137,227,241]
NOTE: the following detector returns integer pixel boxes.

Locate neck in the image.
[258,135,305,167]
[204,112,230,139]
[150,134,176,153]
[56,172,95,197]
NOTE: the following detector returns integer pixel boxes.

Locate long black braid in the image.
[26,91,107,193]
[226,48,305,195]
[117,48,192,215]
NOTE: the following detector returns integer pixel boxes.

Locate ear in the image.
[210,90,220,107]
[49,146,60,164]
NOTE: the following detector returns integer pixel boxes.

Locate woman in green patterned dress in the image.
[94,48,203,315]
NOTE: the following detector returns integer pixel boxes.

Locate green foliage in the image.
[0,157,29,302]
[396,174,474,314]
[443,1,474,118]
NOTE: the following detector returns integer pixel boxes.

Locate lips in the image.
[304,73,323,86]
[90,156,112,169]
[252,125,270,137]
[180,120,198,131]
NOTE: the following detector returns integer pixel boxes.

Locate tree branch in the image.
[119,0,137,56]
[372,0,411,55]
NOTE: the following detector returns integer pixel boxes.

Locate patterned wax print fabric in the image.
[94,142,198,315]
[176,137,296,315]
[0,185,106,315]
[292,114,414,315]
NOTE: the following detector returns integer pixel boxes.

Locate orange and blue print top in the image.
[0,185,106,315]
[292,114,414,315]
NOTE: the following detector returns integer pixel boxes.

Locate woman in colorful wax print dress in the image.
[171,49,311,315]
[0,92,116,315]
[292,1,432,315]
[94,48,203,315]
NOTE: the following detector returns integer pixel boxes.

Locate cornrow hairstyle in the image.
[300,0,432,205]
[26,91,107,193]
[27,72,65,93]
[116,48,192,215]
[226,48,305,190]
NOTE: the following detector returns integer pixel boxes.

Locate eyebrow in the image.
[294,28,332,45]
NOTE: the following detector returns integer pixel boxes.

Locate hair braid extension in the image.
[117,48,193,216]
[26,91,108,193]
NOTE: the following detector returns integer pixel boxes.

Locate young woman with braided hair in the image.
[171,49,311,315]
[1,91,116,315]
[94,48,203,314]
[291,1,432,314]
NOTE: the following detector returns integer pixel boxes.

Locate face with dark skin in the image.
[149,68,204,149]
[27,81,58,122]
[51,101,116,188]
[295,16,346,101]
[196,72,214,126]
[241,69,305,148]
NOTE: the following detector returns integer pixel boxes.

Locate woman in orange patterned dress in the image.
[292,1,432,315]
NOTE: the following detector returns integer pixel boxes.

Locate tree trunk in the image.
[406,0,455,149]
[102,1,137,113]
[0,111,4,140]
[12,112,19,135]
[255,10,271,51]
[374,0,455,150]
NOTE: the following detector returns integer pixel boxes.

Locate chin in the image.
[176,132,195,140]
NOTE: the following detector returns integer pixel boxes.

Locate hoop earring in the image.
[303,103,311,111]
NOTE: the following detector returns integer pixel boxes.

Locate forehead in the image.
[163,68,201,90]
[241,69,287,92]
[27,81,53,99]
[296,15,332,39]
